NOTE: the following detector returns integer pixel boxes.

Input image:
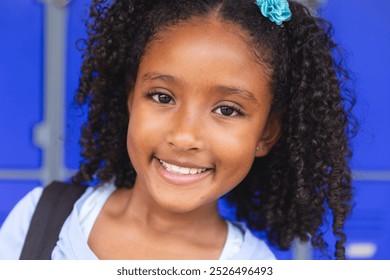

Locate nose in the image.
[166,107,205,152]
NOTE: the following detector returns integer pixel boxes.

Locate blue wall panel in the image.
[321,0,390,171]
[65,0,90,170]
[345,181,390,259]
[0,0,389,259]
[0,1,43,168]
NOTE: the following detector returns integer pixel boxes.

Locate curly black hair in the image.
[72,0,357,259]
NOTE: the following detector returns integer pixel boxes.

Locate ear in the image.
[255,112,282,157]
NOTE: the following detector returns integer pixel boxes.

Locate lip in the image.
[153,157,213,186]
[156,156,212,170]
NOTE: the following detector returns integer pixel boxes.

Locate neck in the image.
[116,183,225,236]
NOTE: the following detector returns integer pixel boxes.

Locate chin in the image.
[151,191,213,215]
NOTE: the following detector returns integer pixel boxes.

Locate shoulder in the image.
[51,182,115,259]
[0,187,44,259]
[0,183,109,260]
[232,222,276,260]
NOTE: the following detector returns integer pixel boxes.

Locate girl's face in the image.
[127,19,280,214]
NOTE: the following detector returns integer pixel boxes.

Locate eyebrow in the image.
[142,72,179,84]
[212,85,260,106]
[142,72,260,105]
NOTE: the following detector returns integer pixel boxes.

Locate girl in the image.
[0,0,356,260]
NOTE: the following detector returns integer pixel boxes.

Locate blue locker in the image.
[0,1,43,169]
[65,0,90,170]
[321,0,390,171]
[345,181,390,259]
[0,0,389,260]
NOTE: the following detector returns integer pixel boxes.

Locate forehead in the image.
[138,18,271,90]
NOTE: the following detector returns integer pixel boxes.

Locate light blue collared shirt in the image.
[0,185,276,260]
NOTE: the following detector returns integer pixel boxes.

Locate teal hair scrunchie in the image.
[255,0,292,25]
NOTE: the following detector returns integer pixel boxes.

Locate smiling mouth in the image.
[158,159,209,175]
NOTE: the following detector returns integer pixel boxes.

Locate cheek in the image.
[127,107,151,162]
[210,124,258,181]
[126,119,138,168]
[128,104,162,140]
[126,104,168,160]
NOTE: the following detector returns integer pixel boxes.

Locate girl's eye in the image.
[151,93,174,104]
[214,106,242,117]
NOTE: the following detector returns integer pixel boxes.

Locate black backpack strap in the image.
[19,181,86,260]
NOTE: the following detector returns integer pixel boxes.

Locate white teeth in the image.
[180,167,190,174]
[159,159,207,175]
[171,165,181,173]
